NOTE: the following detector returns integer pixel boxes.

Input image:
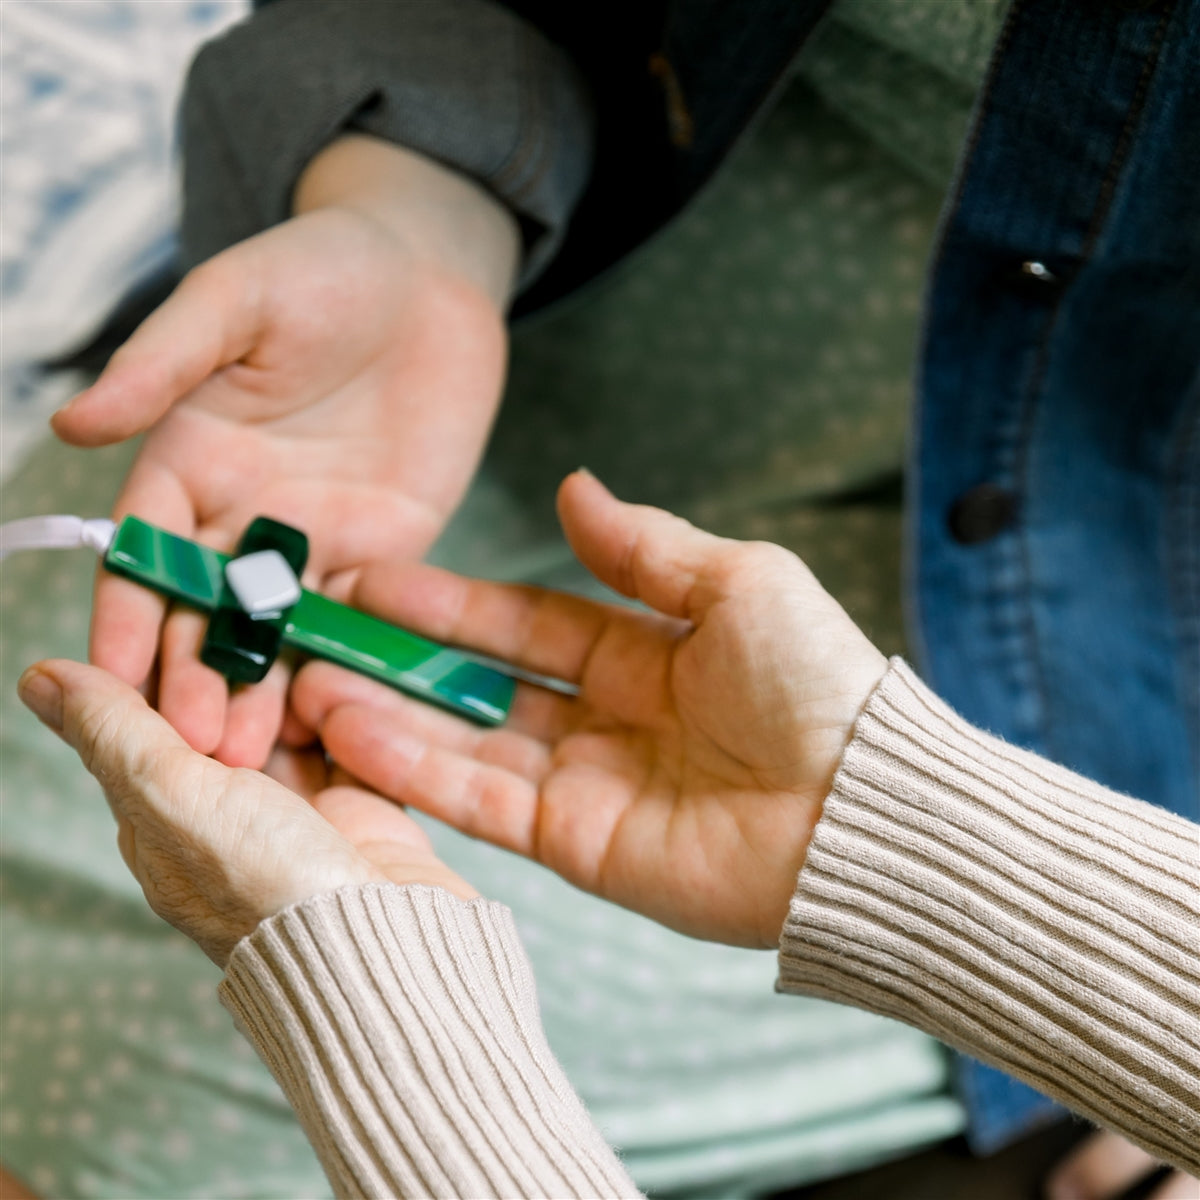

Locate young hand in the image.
[17,658,476,968]
[291,471,889,949]
[52,137,517,770]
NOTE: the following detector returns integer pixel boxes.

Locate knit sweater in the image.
[218,661,1200,1197]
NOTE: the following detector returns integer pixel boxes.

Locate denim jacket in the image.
[183,0,1200,1153]
[913,0,1200,1147]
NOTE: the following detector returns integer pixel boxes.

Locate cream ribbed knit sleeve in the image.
[219,885,639,1199]
[218,660,1197,1193]
[779,659,1200,1176]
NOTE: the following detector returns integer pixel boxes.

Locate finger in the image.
[279,705,319,748]
[19,658,390,964]
[89,461,195,688]
[90,569,168,689]
[143,502,279,760]
[17,659,191,795]
[1045,1131,1165,1200]
[215,658,292,769]
[307,785,433,853]
[293,656,580,747]
[557,469,788,622]
[262,744,329,799]
[320,696,555,794]
[157,608,228,756]
[350,557,678,687]
[308,785,479,901]
[51,250,262,447]
[318,713,543,860]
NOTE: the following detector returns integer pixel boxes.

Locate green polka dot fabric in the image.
[1,440,333,1200]
[1,1,1009,1195]
[798,0,1010,189]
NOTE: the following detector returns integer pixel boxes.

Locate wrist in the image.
[294,134,520,309]
[762,645,890,946]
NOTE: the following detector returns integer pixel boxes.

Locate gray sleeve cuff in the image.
[180,0,594,290]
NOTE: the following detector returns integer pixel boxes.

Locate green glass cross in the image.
[103,516,514,725]
[200,517,309,684]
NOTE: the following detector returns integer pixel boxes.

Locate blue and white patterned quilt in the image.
[0,0,244,475]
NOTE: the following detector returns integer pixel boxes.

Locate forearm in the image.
[779,659,1200,1175]
[294,134,520,311]
[220,885,639,1200]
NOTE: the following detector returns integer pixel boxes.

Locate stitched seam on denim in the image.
[905,0,1025,685]
[1080,1,1177,259]
[918,0,1023,307]
[1010,3,1175,760]
[992,0,1066,747]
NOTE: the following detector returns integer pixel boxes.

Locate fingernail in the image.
[18,668,64,732]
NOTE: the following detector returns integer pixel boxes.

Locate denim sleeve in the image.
[179,0,595,291]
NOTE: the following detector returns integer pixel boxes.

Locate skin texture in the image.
[291,470,890,948]
[16,660,475,969]
[51,136,518,770]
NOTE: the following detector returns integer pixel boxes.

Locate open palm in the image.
[292,471,888,948]
[54,207,508,767]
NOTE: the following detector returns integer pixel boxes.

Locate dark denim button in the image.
[1018,260,1057,284]
[1002,258,1065,298]
[947,484,1019,544]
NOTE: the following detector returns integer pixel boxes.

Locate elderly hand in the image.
[291,471,889,949]
[17,659,476,967]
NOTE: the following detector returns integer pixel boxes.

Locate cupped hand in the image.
[16,658,476,967]
[291,471,889,949]
[53,197,509,769]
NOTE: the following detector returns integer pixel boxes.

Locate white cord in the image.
[0,515,116,561]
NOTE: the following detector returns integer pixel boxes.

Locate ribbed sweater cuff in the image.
[778,659,1200,1175]
[220,884,637,1199]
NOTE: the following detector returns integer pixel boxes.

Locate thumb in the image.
[18,659,388,967]
[556,469,776,622]
[51,248,261,446]
[17,658,192,799]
